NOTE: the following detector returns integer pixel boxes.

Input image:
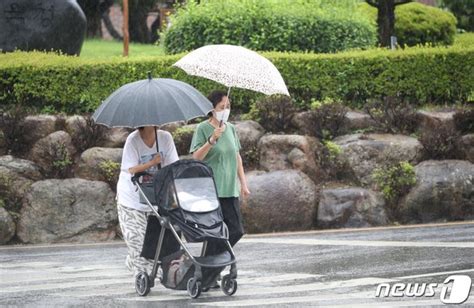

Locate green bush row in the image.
[163,0,376,54]
[358,2,457,47]
[0,43,472,114]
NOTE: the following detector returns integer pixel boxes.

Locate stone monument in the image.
[0,0,87,55]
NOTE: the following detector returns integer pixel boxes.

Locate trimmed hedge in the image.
[163,0,376,54]
[0,44,473,114]
[358,2,457,47]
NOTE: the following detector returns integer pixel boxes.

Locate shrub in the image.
[358,2,457,47]
[35,140,74,179]
[172,126,195,156]
[163,0,376,54]
[0,174,22,221]
[70,115,108,153]
[245,95,296,133]
[0,45,472,114]
[372,161,416,219]
[453,108,474,134]
[420,121,463,160]
[364,96,418,134]
[454,32,474,48]
[240,145,259,171]
[0,105,30,156]
[440,0,474,32]
[306,98,348,140]
[49,142,74,179]
[318,140,356,182]
[99,160,120,192]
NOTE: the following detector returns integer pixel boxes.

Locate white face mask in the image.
[215,109,230,123]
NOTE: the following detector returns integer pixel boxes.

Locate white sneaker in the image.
[157,267,163,282]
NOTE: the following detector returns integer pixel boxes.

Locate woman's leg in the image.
[220,197,244,246]
[206,197,244,256]
[117,203,154,276]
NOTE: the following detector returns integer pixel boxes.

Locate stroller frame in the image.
[131,170,238,299]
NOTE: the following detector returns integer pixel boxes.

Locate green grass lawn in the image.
[79,33,473,60]
[80,39,165,59]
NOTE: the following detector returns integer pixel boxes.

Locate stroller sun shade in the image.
[175,177,220,213]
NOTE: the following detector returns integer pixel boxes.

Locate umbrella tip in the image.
[147,71,152,80]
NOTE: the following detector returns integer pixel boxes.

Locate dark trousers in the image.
[206,197,244,256]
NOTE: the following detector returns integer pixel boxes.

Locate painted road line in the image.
[0,277,133,294]
[396,268,474,280]
[193,291,376,307]
[117,277,399,302]
[328,299,454,307]
[3,271,320,297]
[0,261,59,269]
[56,273,324,298]
[0,269,130,285]
[242,238,474,248]
[54,273,323,299]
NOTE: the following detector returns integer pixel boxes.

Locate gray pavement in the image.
[1,222,473,307]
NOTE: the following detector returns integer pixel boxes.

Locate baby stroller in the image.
[131,159,238,299]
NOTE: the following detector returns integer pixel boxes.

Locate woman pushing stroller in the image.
[116,126,179,277]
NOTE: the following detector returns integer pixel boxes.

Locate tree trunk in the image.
[129,6,151,43]
[150,13,161,43]
[102,8,123,41]
[77,0,114,38]
[86,12,103,38]
[377,0,395,47]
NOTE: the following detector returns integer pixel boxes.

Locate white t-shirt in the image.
[117,129,179,211]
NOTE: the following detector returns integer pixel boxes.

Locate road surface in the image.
[1,222,473,307]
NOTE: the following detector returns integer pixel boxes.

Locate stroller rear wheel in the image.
[135,271,151,296]
[221,274,237,296]
[187,278,202,299]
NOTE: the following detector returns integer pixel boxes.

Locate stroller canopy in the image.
[153,159,217,211]
[153,160,227,242]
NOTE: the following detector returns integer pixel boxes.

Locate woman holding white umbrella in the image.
[190,90,250,260]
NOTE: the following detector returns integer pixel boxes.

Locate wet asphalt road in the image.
[1,222,473,307]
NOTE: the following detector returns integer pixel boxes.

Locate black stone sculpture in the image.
[0,0,87,56]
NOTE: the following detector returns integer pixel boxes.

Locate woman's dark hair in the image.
[208,90,227,108]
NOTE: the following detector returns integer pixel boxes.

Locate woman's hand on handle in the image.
[211,125,225,142]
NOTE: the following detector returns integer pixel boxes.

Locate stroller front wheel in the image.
[135,271,151,296]
[221,274,237,296]
[187,278,202,299]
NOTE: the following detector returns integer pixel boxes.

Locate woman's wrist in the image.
[207,136,216,145]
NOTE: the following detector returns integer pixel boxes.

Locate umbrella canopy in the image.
[92,76,213,128]
[173,44,289,96]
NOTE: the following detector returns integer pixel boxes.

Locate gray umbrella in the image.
[92,74,213,128]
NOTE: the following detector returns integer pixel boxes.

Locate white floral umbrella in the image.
[173,44,290,96]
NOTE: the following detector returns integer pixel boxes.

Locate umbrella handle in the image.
[219,87,231,128]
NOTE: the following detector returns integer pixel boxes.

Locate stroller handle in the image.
[131,171,152,185]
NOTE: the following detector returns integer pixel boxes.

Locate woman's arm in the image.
[192,125,225,160]
[192,140,214,160]
[128,154,161,175]
[237,152,250,198]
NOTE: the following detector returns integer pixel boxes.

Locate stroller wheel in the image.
[187,278,202,299]
[221,274,237,296]
[135,271,151,296]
